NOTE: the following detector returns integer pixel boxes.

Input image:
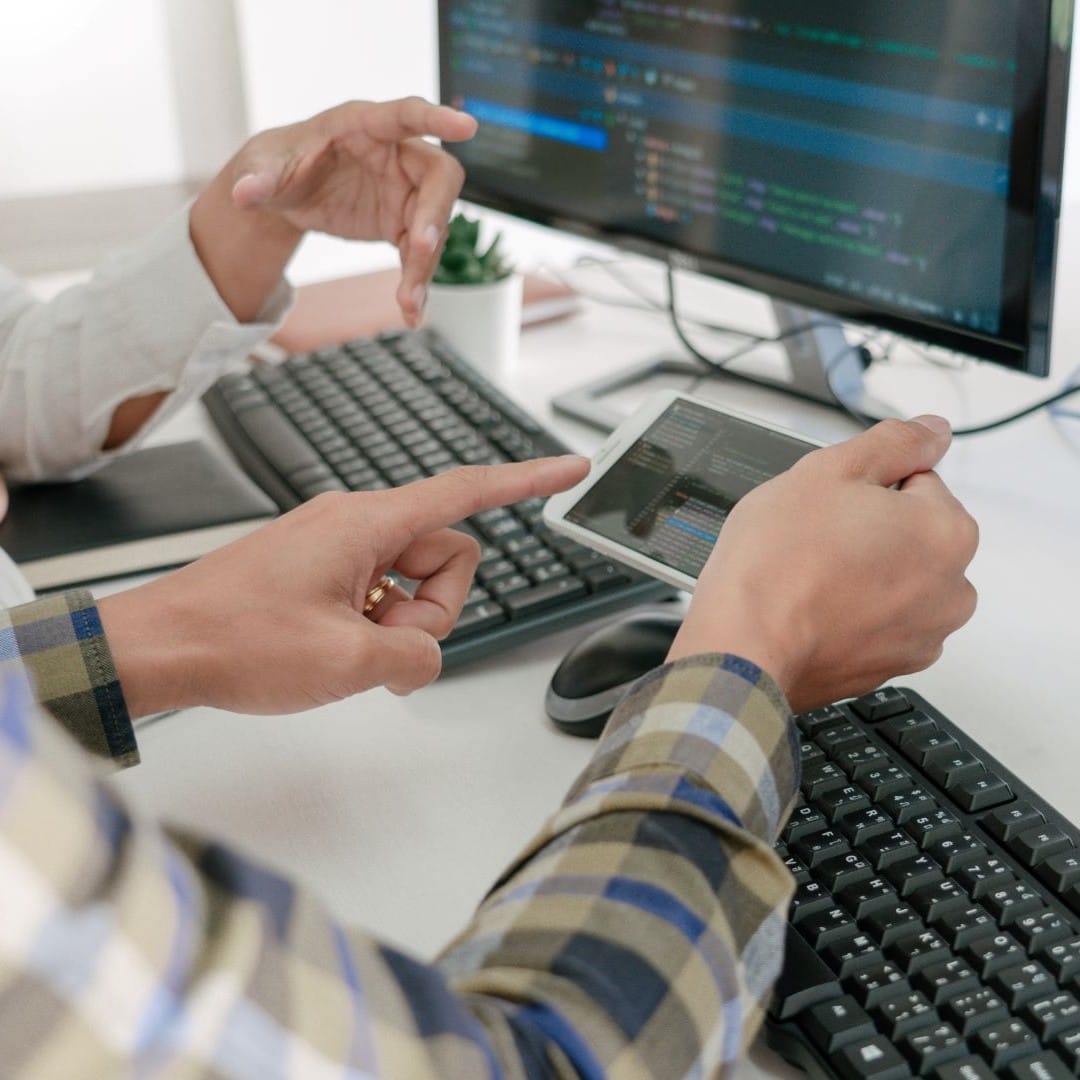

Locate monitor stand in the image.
[552,300,899,433]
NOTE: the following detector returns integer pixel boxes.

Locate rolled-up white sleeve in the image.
[0,203,293,481]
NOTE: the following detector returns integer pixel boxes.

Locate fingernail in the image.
[421,224,440,251]
[911,414,951,436]
[412,284,427,316]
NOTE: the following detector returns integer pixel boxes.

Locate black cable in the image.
[664,263,1080,438]
[665,265,878,424]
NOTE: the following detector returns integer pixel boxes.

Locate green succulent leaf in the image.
[436,212,514,284]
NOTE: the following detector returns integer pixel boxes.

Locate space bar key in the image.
[234,404,323,476]
[503,577,588,618]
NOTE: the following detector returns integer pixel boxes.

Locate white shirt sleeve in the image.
[0,203,293,482]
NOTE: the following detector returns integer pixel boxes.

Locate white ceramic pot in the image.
[424,274,524,376]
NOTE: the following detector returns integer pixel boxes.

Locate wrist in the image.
[189,162,302,323]
[97,578,208,719]
[667,614,806,708]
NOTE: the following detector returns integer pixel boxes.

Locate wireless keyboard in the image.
[769,686,1080,1079]
[203,330,676,667]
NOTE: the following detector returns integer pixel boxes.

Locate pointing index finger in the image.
[380,456,590,544]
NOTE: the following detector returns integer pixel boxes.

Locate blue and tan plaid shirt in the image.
[0,589,799,1077]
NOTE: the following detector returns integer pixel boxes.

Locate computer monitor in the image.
[438,1,1074,427]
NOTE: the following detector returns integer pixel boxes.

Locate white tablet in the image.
[544,391,827,592]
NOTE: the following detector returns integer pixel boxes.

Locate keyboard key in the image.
[783,804,829,843]
[792,829,849,869]
[850,688,913,723]
[953,772,1014,812]
[796,705,847,737]
[989,803,1045,842]
[857,765,914,801]
[769,927,842,1020]
[925,832,988,873]
[955,856,1016,898]
[991,961,1056,1009]
[909,878,968,922]
[818,723,867,756]
[803,762,850,800]
[582,563,632,592]
[878,786,937,824]
[964,931,1027,978]
[837,877,899,920]
[924,748,985,789]
[984,882,1044,926]
[934,904,997,949]
[888,928,951,973]
[865,901,922,947]
[875,989,937,1039]
[845,961,909,1009]
[863,830,920,871]
[943,987,1010,1036]
[822,931,886,978]
[1004,1052,1074,1080]
[972,1018,1039,1070]
[817,852,875,893]
[1053,1029,1080,1074]
[790,881,835,925]
[1037,850,1080,893]
[801,995,877,1053]
[833,1034,910,1078]
[502,578,589,618]
[905,808,964,850]
[883,853,944,897]
[915,956,980,1005]
[816,784,872,824]
[935,1058,996,1079]
[838,807,894,847]
[1010,824,1074,869]
[1014,908,1072,952]
[800,907,858,950]
[878,710,938,748]
[445,602,508,640]
[902,729,960,767]
[899,1020,966,1073]
[1023,991,1080,1041]
[834,742,891,778]
[1039,935,1080,982]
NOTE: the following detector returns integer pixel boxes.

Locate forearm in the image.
[440,655,800,1075]
[1,650,796,1077]
[188,158,303,324]
[0,209,292,481]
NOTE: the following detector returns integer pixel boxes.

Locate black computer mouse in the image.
[545,611,684,738]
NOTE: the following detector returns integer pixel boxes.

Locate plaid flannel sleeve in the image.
[0,589,136,766]
[0,653,798,1077]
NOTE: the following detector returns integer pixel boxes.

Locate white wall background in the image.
[0,0,182,198]
[2,0,1079,219]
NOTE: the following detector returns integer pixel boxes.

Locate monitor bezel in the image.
[439,1,1073,377]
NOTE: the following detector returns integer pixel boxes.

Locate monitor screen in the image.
[439,2,1072,375]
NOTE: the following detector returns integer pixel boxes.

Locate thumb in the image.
[364,624,443,696]
[231,171,280,210]
[836,415,952,488]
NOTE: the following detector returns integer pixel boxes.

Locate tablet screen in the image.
[565,399,816,579]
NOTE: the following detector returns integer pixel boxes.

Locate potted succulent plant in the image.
[424,213,523,373]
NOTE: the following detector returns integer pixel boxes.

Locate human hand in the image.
[232,97,477,324]
[98,456,588,718]
[190,97,477,326]
[668,417,978,713]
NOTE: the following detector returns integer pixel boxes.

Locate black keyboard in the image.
[769,686,1080,1079]
[203,330,675,667]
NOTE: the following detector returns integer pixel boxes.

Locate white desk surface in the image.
[109,213,1080,1078]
